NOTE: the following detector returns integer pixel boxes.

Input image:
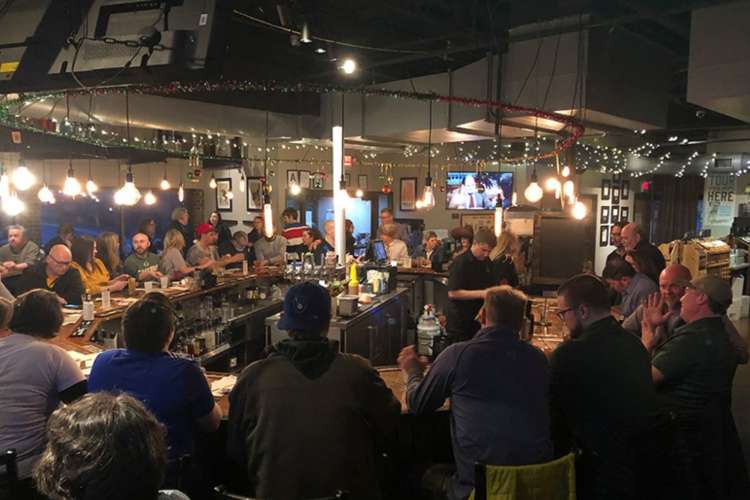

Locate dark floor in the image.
[731,318,750,475]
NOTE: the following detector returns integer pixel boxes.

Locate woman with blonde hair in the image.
[96,232,122,276]
[490,227,521,286]
[159,229,197,278]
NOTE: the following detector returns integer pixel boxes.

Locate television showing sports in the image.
[446,171,513,210]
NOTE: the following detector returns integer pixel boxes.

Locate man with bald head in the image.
[623,264,747,363]
[620,223,665,282]
[15,244,85,305]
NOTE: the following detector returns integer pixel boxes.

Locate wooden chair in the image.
[0,449,19,499]
[213,485,348,500]
[473,453,576,500]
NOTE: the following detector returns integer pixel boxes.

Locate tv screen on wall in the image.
[445,171,513,210]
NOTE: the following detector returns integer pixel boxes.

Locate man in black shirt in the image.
[446,228,498,342]
[15,244,84,305]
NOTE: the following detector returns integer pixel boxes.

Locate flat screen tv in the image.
[446,171,513,210]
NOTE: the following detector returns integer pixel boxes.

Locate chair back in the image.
[472,453,576,500]
[0,449,19,498]
[214,485,347,500]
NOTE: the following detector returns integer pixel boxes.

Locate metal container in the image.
[337,295,359,317]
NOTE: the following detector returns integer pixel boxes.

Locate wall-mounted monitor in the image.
[446,171,513,210]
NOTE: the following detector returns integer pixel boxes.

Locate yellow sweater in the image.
[71,258,111,295]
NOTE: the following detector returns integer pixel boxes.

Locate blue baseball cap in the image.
[277,282,332,332]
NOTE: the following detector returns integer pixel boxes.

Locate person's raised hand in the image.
[642,292,672,328]
[397,345,428,375]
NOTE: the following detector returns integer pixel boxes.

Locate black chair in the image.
[0,449,19,499]
[213,485,348,500]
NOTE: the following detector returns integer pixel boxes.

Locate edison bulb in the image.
[561,166,571,177]
[209,176,217,189]
[2,192,25,216]
[524,181,543,203]
[340,58,357,75]
[572,200,587,220]
[38,184,55,203]
[355,188,364,198]
[545,177,561,192]
[178,183,184,202]
[563,180,575,200]
[263,203,274,237]
[62,174,82,198]
[12,166,36,191]
[289,183,302,196]
[144,190,157,205]
[86,178,99,195]
[160,177,170,190]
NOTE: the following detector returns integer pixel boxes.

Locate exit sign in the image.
[344,155,353,167]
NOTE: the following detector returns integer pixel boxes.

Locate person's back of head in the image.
[278,282,332,339]
[604,259,637,281]
[122,296,175,352]
[281,207,299,222]
[70,236,95,268]
[34,392,167,500]
[483,285,527,333]
[10,289,63,339]
[558,273,611,313]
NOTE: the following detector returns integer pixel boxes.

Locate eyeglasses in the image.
[48,254,71,266]
[556,307,576,320]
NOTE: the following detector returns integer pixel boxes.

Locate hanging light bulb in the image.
[494,206,503,237]
[563,180,576,201]
[561,165,571,177]
[143,190,157,205]
[38,183,55,203]
[419,100,436,210]
[289,182,302,196]
[524,170,543,203]
[512,191,518,206]
[160,175,170,191]
[114,166,141,206]
[355,188,364,198]
[85,160,98,195]
[2,191,25,216]
[209,174,217,189]
[416,199,424,209]
[0,168,10,198]
[572,200,587,220]
[545,177,561,192]
[420,181,435,209]
[178,182,185,202]
[263,193,274,238]
[12,160,36,191]
[62,162,82,198]
[239,171,246,192]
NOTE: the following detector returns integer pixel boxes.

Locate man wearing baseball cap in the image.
[226,282,400,499]
[643,275,748,497]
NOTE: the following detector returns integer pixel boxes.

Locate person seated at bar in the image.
[281,207,310,256]
[227,282,400,499]
[490,229,520,287]
[160,229,200,278]
[124,233,163,282]
[0,225,42,280]
[97,231,123,276]
[621,222,665,283]
[15,244,85,305]
[380,223,409,264]
[248,215,264,244]
[445,228,498,342]
[449,225,473,260]
[253,229,288,266]
[550,274,660,500]
[208,211,232,249]
[43,223,75,255]
[186,223,221,267]
[320,220,336,255]
[88,295,221,485]
[169,207,193,256]
[603,259,658,319]
[301,227,325,262]
[413,231,447,272]
[0,290,86,488]
[624,248,659,283]
[399,286,552,500]
[643,276,749,498]
[622,264,748,364]
[34,392,190,500]
[70,236,128,295]
[218,230,254,269]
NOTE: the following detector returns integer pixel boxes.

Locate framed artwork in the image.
[600,206,609,224]
[358,174,368,190]
[601,180,611,201]
[298,170,311,189]
[311,171,325,189]
[612,185,620,205]
[600,225,609,247]
[461,213,495,234]
[287,170,299,187]
[621,206,630,222]
[612,173,622,183]
[215,178,233,212]
[345,173,351,186]
[621,180,630,200]
[246,177,264,212]
[400,177,418,211]
[611,205,619,221]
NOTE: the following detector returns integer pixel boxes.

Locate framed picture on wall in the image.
[400,177,418,211]
[215,178,233,212]
[311,171,325,189]
[601,180,611,200]
[600,206,610,224]
[345,173,351,186]
[612,173,622,183]
[298,170,310,189]
[621,180,630,200]
[358,174,368,190]
[287,170,299,187]
[600,225,609,247]
[611,205,619,222]
[621,206,629,222]
[247,177,264,212]
[461,213,495,234]
[612,185,620,205]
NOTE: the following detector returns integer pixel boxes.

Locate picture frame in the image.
[600,225,609,247]
[311,171,325,190]
[215,178,233,212]
[461,213,495,234]
[298,170,311,189]
[246,177,264,212]
[611,205,619,221]
[358,174,368,191]
[612,185,620,205]
[621,206,630,222]
[601,180,611,201]
[621,180,630,200]
[345,173,351,186]
[287,170,300,187]
[600,206,609,224]
[400,177,418,211]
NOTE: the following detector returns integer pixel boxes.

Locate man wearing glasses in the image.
[15,244,85,305]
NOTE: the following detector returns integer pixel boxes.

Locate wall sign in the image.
[704,173,736,226]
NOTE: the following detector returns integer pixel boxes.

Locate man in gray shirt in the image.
[0,224,41,278]
[254,233,288,265]
[186,223,220,267]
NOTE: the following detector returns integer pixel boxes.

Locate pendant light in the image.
[62,159,82,198]
[2,191,25,216]
[178,182,185,202]
[38,161,55,204]
[209,174,217,189]
[418,100,436,210]
[160,163,170,190]
[114,164,141,206]
[12,157,36,191]
[572,198,587,220]
[262,111,275,238]
[524,167,543,203]
[0,165,10,198]
[239,167,245,193]
[86,160,98,195]
[144,189,157,205]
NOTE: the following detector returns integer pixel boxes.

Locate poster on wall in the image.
[601,180,611,201]
[600,225,609,247]
[400,177,417,211]
[247,177,263,212]
[612,185,620,205]
[600,206,609,224]
[461,213,495,234]
[358,174,368,190]
[611,206,619,222]
[621,180,630,200]
[298,170,310,188]
[287,170,299,187]
[215,178,233,212]
[704,173,736,226]
[621,206,629,222]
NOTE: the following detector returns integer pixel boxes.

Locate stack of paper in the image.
[211,375,237,397]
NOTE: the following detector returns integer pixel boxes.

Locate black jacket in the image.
[227,338,400,499]
[16,261,85,305]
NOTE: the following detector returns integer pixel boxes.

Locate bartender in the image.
[446,228,499,342]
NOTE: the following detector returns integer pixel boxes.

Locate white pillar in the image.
[332,95,346,265]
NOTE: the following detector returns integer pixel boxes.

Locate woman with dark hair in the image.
[70,236,128,295]
[96,232,122,276]
[208,211,232,248]
[0,290,86,487]
[33,392,189,500]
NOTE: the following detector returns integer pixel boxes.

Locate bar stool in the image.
[0,449,19,499]
[213,485,348,500]
[472,453,576,500]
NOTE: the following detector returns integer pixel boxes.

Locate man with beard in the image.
[123,233,163,282]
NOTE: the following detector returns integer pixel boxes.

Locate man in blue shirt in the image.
[88,294,221,484]
[604,259,658,318]
[398,285,552,500]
